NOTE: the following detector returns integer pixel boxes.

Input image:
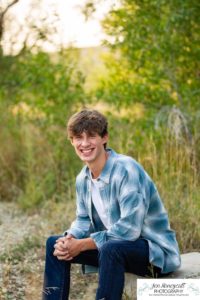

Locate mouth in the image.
[80,148,95,155]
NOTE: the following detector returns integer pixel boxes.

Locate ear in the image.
[102,134,108,144]
[70,137,74,146]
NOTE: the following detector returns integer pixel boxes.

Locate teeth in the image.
[82,149,92,153]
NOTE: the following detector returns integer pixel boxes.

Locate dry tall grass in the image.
[0,105,199,252]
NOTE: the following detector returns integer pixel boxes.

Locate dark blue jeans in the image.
[42,235,162,300]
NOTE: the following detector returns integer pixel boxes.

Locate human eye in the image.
[73,135,82,141]
[89,133,97,138]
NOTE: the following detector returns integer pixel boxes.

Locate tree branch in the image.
[0,0,20,18]
[0,0,20,43]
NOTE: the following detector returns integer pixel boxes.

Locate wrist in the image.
[79,239,87,252]
[79,238,97,252]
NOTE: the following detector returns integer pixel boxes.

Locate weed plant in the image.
[108,110,200,252]
[1,103,199,252]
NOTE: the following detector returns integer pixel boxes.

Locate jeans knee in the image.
[99,241,120,261]
[46,235,59,254]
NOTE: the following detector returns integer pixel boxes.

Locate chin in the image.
[81,156,94,163]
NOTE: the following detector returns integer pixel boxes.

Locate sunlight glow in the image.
[2,0,118,54]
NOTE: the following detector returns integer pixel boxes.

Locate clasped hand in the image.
[53,235,82,261]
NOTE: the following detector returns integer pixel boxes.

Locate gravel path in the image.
[0,201,98,300]
[0,202,133,299]
[0,202,46,255]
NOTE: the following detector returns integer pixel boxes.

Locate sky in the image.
[2,0,119,53]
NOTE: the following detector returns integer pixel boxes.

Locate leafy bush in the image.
[0,50,85,208]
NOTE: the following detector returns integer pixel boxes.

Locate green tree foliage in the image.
[95,0,200,110]
[0,50,85,124]
[0,50,85,207]
[83,0,200,250]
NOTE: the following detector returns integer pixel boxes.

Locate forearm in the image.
[79,237,97,252]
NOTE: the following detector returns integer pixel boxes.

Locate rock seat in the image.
[83,252,200,300]
[124,252,200,299]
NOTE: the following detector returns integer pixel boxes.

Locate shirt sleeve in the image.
[90,170,148,248]
[66,182,91,239]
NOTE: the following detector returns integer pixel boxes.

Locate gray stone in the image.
[169,252,200,278]
[83,252,200,300]
[124,252,200,299]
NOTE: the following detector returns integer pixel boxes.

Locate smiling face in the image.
[67,109,109,172]
[71,131,108,165]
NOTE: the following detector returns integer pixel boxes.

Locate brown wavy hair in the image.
[67,109,108,145]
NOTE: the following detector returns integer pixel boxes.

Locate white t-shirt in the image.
[91,177,110,229]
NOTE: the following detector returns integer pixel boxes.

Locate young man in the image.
[43,109,181,300]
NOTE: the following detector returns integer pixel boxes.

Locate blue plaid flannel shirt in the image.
[67,149,181,273]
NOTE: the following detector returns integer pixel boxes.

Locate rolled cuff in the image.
[90,231,107,248]
[65,228,85,239]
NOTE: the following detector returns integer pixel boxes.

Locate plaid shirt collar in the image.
[82,148,118,184]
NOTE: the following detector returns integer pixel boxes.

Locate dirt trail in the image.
[0,202,46,255]
[0,202,98,300]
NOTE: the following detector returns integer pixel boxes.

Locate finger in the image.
[65,257,73,261]
[53,249,68,256]
[56,237,65,243]
[54,242,67,251]
[56,235,72,243]
[57,254,73,261]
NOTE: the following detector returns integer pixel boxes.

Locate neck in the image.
[88,150,108,179]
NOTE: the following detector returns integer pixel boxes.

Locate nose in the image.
[81,136,90,146]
